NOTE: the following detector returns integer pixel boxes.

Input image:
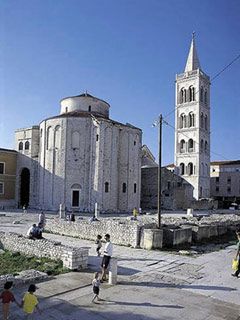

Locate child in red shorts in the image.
[0,281,20,320]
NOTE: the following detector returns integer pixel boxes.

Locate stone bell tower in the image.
[174,34,210,199]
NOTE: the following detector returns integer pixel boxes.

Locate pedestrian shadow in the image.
[105,300,184,309]
[119,280,237,292]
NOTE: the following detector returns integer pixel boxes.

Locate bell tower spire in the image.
[184,32,201,72]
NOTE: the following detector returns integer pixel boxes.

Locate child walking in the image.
[92,272,101,303]
[0,281,20,320]
[95,235,102,257]
[22,284,41,319]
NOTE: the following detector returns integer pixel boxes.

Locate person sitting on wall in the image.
[35,223,44,239]
[26,224,37,240]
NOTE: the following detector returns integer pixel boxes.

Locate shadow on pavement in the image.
[119,281,237,292]
[105,300,184,309]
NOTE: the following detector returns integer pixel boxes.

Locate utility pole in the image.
[157,114,162,229]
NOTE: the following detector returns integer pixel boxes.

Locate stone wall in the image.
[46,218,141,248]
[0,231,88,270]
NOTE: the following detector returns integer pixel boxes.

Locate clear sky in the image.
[1,0,239,165]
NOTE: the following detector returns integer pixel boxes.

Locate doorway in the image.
[20,168,30,207]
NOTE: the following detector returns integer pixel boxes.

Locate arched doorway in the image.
[20,168,30,207]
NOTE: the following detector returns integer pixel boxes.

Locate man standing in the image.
[101,234,113,282]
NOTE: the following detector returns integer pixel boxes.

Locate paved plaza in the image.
[0,211,240,320]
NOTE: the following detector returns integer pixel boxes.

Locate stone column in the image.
[108,257,117,285]
[59,203,65,219]
[143,229,163,250]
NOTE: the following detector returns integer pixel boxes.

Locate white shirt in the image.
[104,241,113,257]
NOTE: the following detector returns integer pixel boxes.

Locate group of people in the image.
[0,282,40,320]
[232,230,240,278]
[92,233,113,303]
[26,211,46,240]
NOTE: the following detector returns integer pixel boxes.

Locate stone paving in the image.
[0,211,240,319]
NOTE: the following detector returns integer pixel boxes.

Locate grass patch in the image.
[0,250,70,276]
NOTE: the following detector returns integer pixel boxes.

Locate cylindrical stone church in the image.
[15,93,142,212]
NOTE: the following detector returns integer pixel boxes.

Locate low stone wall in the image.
[0,231,88,270]
[46,218,141,248]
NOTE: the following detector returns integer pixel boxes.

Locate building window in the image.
[204,91,208,104]
[134,183,137,193]
[188,139,194,152]
[0,182,4,194]
[200,87,204,102]
[216,177,219,183]
[19,142,23,151]
[180,139,186,153]
[227,187,231,193]
[25,141,30,150]
[189,86,195,102]
[134,141,136,146]
[47,126,53,150]
[180,163,185,175]
[88,105,91,112]
[105,182,109,193]
[167,181,171,190]
[72,131,80,149]
[204,141,208,153]
[188,162,194,175]
[189,112,195,127]
[72,190,80,207]
[122,183,127,193]
[200,139,204,152]
[227,177,231,184]
[0,163,5,174]
[204,115,208,130]
[201,113,204,128]
[216,186,219,192]
[96,134,99,141]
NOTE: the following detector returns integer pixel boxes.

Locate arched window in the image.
[183,89,187,103]
[188,139,194,152]
[205,141,208,153]
[19,142,23,151]
[183,114,187,128]
[201,163,204,175]
[205,164,208,176]
[204,91,208,104]
[201,113,204,128]
[188,162,194,175]
[180,163,185,175]
[134,183,137,193]
[200,139,204,152]
[204,115,208,130]
[47,126,53,150]
[88,105,91,112]
[54,125,61,149]
[25,141,30,150]
[72,131,80,149]
[180,88,184,104]
[180,139,186,153]
[189,86,195,102]
[189,112,195,127]
[122,183,127,193]
[200,87,204,102]
[105,182,109,193]
[180,114,185,128]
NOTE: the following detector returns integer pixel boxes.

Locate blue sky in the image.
[1,0,239,165]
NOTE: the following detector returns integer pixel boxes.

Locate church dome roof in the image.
[60,92,110,118]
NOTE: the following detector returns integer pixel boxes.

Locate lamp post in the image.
[153,114,163,229]
[157,114,162,229]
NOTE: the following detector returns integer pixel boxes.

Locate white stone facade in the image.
[175,36,210,200]
[15,93,142,212]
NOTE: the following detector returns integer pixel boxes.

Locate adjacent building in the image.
[0,148,17,208]
[210,160,240,208]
